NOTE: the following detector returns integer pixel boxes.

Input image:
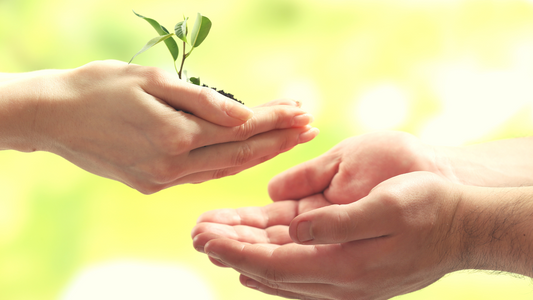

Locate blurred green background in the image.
[2,0,533,299]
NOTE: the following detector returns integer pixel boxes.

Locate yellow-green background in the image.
[2,0,533,299]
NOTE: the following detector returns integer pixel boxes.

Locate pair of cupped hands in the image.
[191,130,529,300]
[191,132,459,300]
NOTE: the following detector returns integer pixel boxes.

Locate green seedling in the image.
[129,11,211,84]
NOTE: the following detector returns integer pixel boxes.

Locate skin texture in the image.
[192,131,533,299]
[0,60,319,194]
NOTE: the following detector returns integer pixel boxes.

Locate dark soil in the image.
[202,84,244,105]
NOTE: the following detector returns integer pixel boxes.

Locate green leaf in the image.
[190,13,212,48]
[129,34,175,64]
[174,17,188,43]
[133,10,179,61]
[160,25,170,34]
[189,77,201,85]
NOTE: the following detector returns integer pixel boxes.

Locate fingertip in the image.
[296,220,314,243]
[288,218,314,244]
[208,256,229,267]
[298,127,319,144]
[267,173,285,201]
[225,100,254,123]
[192,232,221,252]
[291,113,314,127]
[242,277,259,290]
[255,98,301,108]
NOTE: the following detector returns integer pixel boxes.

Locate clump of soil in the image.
[202,84,244,105]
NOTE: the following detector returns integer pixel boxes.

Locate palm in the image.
[269,131,437,204]
[192,194,330,249]
[192,172,455,300]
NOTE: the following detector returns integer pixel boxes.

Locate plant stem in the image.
[177,40,187,79]
[173,60,179,77]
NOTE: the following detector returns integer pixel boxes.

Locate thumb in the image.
[268,151,340,201]
[144,76,254,127]
[289,198,395,245]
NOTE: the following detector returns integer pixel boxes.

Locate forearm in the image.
[455,185,533,277]
[0,69,63,152]
[434,137,533,187]
[0,73,23,82]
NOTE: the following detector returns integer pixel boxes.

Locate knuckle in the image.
[234,120,256,140]
[274,108,290,129]
[277,134,297,153]
[145,161,182,184]
[135,183,162,195]
[262,268,284,284]
[332,209,353,242]
[139,66,168,87]
[232,143,255,166]
[197,86,219,106]
[152,124,193,155]
[211,168,239,180]
[312,207,353,243]
[377,189,402,211]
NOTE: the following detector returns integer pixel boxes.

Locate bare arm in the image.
[455,184,533,277]
[437,137,533,187]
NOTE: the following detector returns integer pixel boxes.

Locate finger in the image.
[190,232,229,267]
[289,195,397,245]
[204,238,341,284]
[254,98,302,108]
[192,224,291,246]
[192,195,330,240]
[191,104,314,149]
[195,201,302,227]
[240,275,302,299]
[192,195,332,241]
[181,126,319,178]
[208,256,229,268]
[240,274,329,300]
[268,148,340,201]
[192,232,223,253]
[143,75,254,127]
[172,152,281,185]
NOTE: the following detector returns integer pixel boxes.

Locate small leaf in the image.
[189,77,201,85]
[129,34,174,64]
[160,25,170,34]
[174,18,188,43]
[190,13,212,48]
[133,10,179,61]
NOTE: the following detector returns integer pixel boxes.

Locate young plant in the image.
[129,11,211,84]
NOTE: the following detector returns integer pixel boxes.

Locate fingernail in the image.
[195,246,205,253]
[245,279,259,289]
[297,127,319,144]
[207,250,220,260]
[291,114,314,127]
[297,221,314,243]
[226,102,254,122]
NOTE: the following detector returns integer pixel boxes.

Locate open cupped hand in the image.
[192,172,463,300]
[267,131,457,204]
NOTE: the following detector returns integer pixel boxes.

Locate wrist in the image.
[452,185,533,277]
[431,145,496,186]
[0,69,66,152]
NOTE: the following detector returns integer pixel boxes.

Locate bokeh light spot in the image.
[355,84,410,131]
[61,260,215,300]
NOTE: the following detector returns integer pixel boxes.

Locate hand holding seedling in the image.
[0,60,318,194]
